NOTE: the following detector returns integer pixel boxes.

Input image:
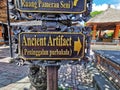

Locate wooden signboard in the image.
[19,32,85,60]
[15,0,87,13]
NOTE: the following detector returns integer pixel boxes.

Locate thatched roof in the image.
[0,0,7,22]
[87,8,120,30]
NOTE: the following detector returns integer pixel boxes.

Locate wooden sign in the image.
[19,32,85,60]
[15,0,87,13]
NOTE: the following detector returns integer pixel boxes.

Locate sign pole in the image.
[6,0,13,58]
[47,65,59,90]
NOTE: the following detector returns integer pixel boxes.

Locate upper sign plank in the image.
[15,0,87,13]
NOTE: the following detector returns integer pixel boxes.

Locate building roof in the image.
[87,8,120,30]
[87,8,120,24]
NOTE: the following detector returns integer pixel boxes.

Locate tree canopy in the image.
[90,11,103,18]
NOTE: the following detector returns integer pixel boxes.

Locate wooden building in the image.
[86,8,120,43]
[0,0,8,44]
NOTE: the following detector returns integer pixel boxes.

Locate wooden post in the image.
[47,66,59,90]
[0,25,2,38]
[92,24,97,40]
[98,30,102,39]
[114,25,120,40]
[0,25,4,44]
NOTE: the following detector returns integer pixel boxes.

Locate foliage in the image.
[58,87,64,90]
[58,87,72,90]
[90,11,103,18]
[107,32,113,37]
[119,32,120,37]
[106,31,120,37]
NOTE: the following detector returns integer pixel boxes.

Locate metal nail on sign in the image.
[19,32,85,60]
[15,0,87,13]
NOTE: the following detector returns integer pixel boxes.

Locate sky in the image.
[92,0,120,11]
